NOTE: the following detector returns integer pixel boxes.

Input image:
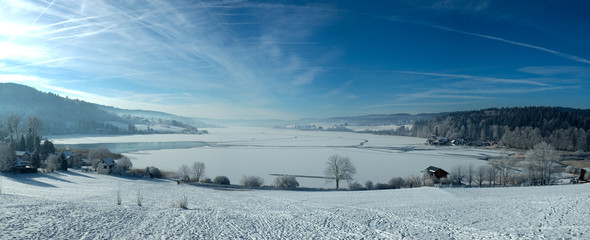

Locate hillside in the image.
[412,107,590,151]
[1,170,588,239]
[0,83,201,135]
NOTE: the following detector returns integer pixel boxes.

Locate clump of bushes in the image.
[240,176,264,187]
[213,176,230,185]
[348,181,363,190]
[274,176,299,189]
[145,166,162,178]
[200,178,213,184]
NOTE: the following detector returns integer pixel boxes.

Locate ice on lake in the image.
[51,127,500,188]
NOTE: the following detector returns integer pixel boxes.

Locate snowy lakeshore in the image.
[1,170,589,239]
[51,127,497,188]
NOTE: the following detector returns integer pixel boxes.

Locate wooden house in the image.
[422,166,449,180]
[97,158,116,174]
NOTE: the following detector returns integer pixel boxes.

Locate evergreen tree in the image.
[30,149,41,169]
[18,135,26,151]
[59,152,68,171]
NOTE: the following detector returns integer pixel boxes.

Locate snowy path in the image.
[1,171,589,239]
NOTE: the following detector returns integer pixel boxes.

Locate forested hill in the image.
[412,107,590,151]
[0,83,126,135]
[0,83,200,135]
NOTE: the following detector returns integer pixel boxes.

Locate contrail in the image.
[33,0,57,24]
[432,25,590,65]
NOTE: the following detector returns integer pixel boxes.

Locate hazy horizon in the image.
[1,1,589,120]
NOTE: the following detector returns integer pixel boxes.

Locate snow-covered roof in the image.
[101,158,116,166]
[15,151,30,157]
[424,166,444,173]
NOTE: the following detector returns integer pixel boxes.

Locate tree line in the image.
[411,107,590,151]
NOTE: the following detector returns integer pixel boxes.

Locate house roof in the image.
[423,166,448,174]
[15,151,31,157]
[101,158,116,166]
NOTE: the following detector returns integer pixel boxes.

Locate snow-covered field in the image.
[51,127,498,188]
[1,170,588,239]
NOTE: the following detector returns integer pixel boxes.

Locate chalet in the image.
[97,158,116,174]
[15,151,37,173]
[15,151,31,163]
[422,166,449,180]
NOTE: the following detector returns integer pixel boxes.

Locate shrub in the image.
[274,176,299,189]
[146,166,161,178]
[375,183,392,190]
[388,177,405,189]
[175,195,188,209]
[213,176,230,185]
[200,178,213,184]
[349,181,363,190]
[111,165,126,176]
[240,176,264,187]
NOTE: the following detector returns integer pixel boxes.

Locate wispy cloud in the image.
[0,0,338,119]
[398,71,550,86]
[431,25,590,65]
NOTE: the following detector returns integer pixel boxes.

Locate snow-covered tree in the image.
[274,176,299,189]
[0,143,17,173]
[46,155,59,172]
[525,142,557,185]
[240,176,264,187]
[491,153,516,186]
[117,156,133,171]
[388,177,405,189]
[450,165,466,185]
[324,154,356,189]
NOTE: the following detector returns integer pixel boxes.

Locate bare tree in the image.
[466,163,475,186]
[475,166,486,186]
[4,114,21,141]
[324,154,356,189]
[485,165,497,186]
[88,148,112,162]
[190,162,205,182]
[525,142,557,185]
[178,164,190,181]
[492,153,516,186]
[26,116,44,138]
[450,165,466,185]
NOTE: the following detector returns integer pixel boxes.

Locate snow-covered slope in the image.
[1,171,588,239]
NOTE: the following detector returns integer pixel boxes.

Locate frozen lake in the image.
[51,127,500,188]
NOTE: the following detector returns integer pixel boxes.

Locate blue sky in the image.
[1,0,589,119]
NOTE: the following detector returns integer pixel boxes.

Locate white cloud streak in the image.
[432,25,590,65]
